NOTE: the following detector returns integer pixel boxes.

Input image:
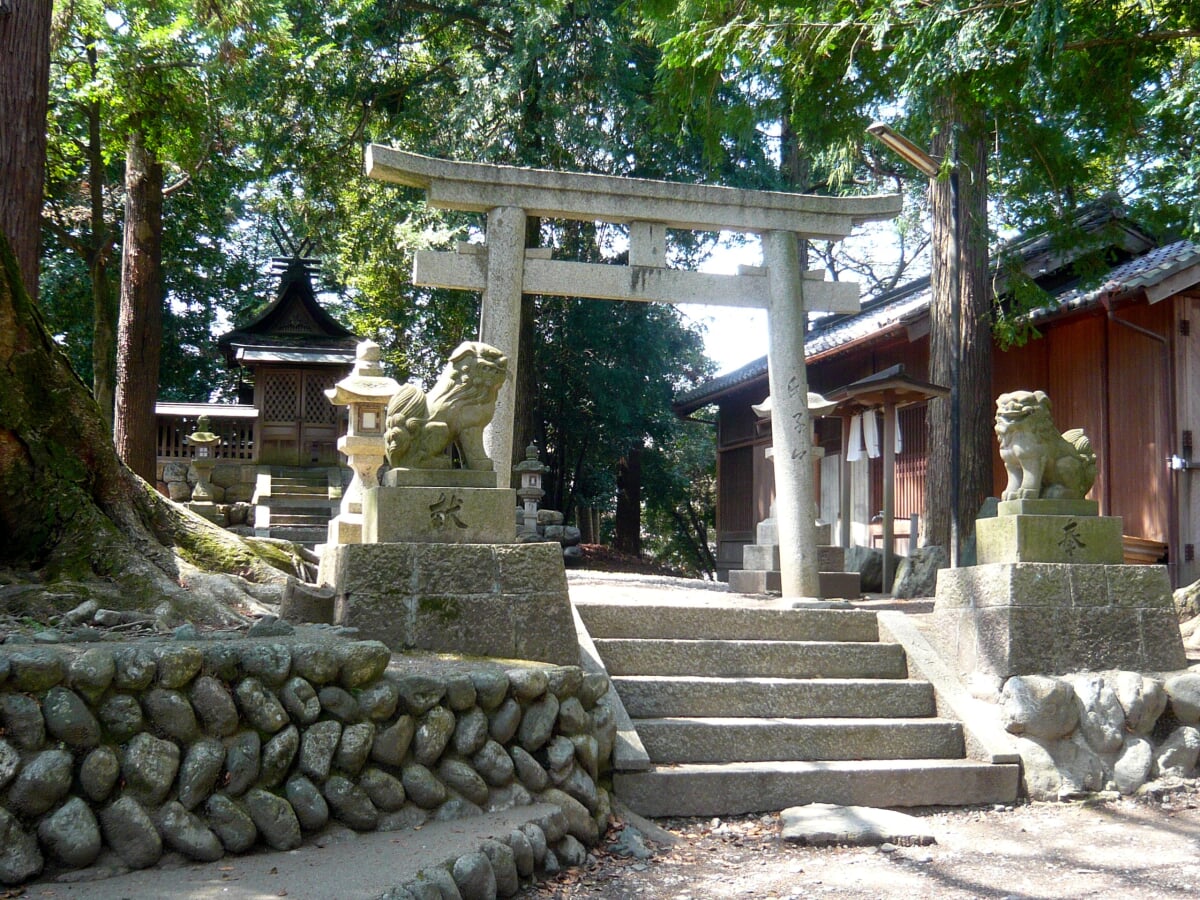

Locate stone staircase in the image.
[577,601,1020,817]
[253,466,342,545]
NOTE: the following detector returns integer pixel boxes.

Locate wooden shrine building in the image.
[677,202,1200,589]
[156,258,358,472]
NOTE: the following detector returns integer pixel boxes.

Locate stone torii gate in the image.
[366,146,900,598]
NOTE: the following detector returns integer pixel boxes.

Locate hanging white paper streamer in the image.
[863,409,880,459]
[895,413,903,454]
[847,414,863,462]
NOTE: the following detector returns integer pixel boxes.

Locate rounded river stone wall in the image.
[997,669,1200,800]
[0,639,615,889]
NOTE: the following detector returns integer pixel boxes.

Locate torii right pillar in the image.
[764,231,821,598]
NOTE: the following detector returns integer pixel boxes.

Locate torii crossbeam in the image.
[366,145,901,599]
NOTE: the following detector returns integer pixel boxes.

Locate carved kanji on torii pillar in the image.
[365,146,900,599]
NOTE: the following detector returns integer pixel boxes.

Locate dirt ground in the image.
[522,786,1200,899]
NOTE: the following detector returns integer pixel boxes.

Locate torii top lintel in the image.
[365,145,901,239]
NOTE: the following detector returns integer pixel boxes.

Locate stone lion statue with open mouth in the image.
[384,341,509,471]
[995,390,1097,501]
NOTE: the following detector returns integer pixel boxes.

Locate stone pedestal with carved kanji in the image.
[932,392,1185,676]
[313,340,574,664]
[932,502,1185,676]
[362,469,516,545]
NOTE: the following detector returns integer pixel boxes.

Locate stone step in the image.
[268,514,333,527]
[271,471,326,480]
[742,544,844,573]
[614,759,1021,817]
[268,526,329,545]
[258,496,339,510]
[576,604,879,643]
[612,676,936,719]
[594,638,908,679]
[727,569,862,599]
[633,716,965,763]
[268,483,330,495]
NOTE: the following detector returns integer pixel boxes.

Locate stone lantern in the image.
[187,415,220,499]
[513,443,547,537]
[186,415,222,518]
[325,339,400,544]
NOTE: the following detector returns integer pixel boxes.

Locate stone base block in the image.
[280,580,336,625]
[186,502,227,527]
[976,514,1123,565]
[755,519,777,546]
[363,486,516,544]
[742,545,844,573]
[931,562,1186,677]
[383,467,497,489]
[729,569,861,600]
[327,514,362,545]
[753,520,832,546]
[317,542,577,665]
[997,499,1099,517]
[819,572,862,600]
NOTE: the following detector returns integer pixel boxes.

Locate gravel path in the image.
[522,789,1200,899]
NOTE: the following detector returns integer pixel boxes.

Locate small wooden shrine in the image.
[216,258,358,466]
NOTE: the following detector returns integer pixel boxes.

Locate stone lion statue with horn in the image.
[995,390,1097,501]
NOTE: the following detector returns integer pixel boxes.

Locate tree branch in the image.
[162,172,192,198]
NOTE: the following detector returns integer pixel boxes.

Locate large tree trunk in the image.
[613,444,643,557]
[113,126,165,482]
[1,232,301,623]
[924,90,993,552]
[86,41,119,430]
[92,246,119,430]
[0,5,293,627]
[0,0,51,300]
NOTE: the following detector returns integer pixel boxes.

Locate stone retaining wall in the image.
[997,669,1200,799]
[0,638,614,889]
[156,461,257,506]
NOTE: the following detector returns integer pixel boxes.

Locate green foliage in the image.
[532,289,714,520]
[642,418,718,577]
[990,266,1048,351]
[643,1,1200,239]
[41,0,292,403]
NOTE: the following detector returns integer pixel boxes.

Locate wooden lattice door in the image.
[256,368,346,466]
[300,370,341,465]
[259,369,302,465]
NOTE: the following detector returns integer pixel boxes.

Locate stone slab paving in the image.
[780,802,938,846]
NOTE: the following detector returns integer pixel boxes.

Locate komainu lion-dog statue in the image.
[995,390,1097,501]
[384,341,509,471]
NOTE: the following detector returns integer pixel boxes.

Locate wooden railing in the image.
[155,405,258,461]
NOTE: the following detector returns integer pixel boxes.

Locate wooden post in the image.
[478,206,526,487]
[882,400,896,593]
[763,230,820,599]
[840,416,852,550]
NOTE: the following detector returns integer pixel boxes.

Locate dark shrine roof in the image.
[218,258,358,367]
